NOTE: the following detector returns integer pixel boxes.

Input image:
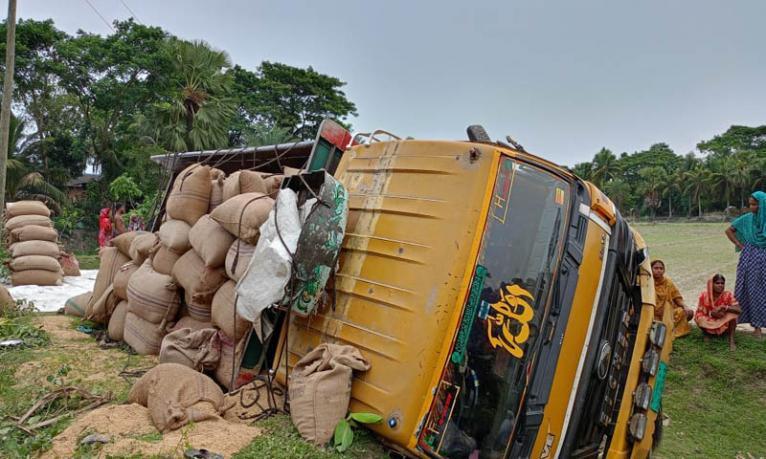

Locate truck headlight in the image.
[633,382,652,410]
[649,322,667,348]
[629,413,648,440]
[642,348,660,376]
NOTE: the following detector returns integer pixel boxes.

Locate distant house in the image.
[65,173,100,201]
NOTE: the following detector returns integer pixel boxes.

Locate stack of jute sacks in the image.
[4,200,62,286]
[85,163,287,390]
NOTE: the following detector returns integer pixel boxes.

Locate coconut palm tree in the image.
[730,153,754,208]
[638,166,667,220]
[684,166,711,218]
[707,156,737,208]
[590,148,620,187]
[152,39,236,152]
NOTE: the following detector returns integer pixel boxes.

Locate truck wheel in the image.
[466,125,491,143]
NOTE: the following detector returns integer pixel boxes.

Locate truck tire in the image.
[466,125,491,143]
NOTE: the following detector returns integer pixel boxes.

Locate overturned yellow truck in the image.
[272,124,672,459]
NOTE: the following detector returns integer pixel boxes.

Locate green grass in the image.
[654,329,766,458]
[74,253,100,270]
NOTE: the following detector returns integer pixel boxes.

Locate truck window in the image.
[419,157,570,458]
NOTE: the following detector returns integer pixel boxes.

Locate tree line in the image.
[0,18,357,225]
[569,125,766,219]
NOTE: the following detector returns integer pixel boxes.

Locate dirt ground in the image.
[26,315,264,458]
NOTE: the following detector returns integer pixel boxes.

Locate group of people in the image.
[98,205,145,248]
[654,191,766,350]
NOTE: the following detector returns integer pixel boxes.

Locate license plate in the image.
[650,361,668,412]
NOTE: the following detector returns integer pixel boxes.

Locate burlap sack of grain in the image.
[11,269,62,286]
[289,344,371,445]
[209,177,225,212]
[4,214,52,231]
[111,231,141,257]
[158,219,192,254]
[159,328,221,371]
[263,174,284,195]
[129,232,160,265]
[127,260,180,325]
[189,215,234,268]
[210,192,274,244]
[214,331,247,391]
[113,261,138,301]
[5,200,51,219]
[222,170,269,201]
[172,250,226,321]
[9,255,62,272]
[210,167,225,180]
[124,311,165,355]
[168,315,213,333]
[64,292,92,317]
[224,240,255,282]
[152,244,181,275]
[87,246,130,315]
[283,166,303,177]
[86,284,118,324]
[10,224,58,243]
[128,362,224,432]
[0,285,15,313]
[108,300,129,341]
[211,281,251,341]
[166,164,212,226]
[59,252,81,277]
[9,240,60,258]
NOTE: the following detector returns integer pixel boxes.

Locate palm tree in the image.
[707,156,737,208]
[661,170,682,219]
[638,167,667,220]
[590,148,620,187]
[602,178,631,213]
[730,153,754,208]
[684,166,711,218]
[153,40,236,152]
[571,162,593,181]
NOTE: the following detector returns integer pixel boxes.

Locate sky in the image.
[8,0,766,165]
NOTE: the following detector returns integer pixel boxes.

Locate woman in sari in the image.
[725,191,766,337]
[652,259,693,338]
[695,274,740,350]
[98,207,112,248]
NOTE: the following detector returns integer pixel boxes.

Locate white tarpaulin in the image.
[236,189,303,341]
[6,270,97,312]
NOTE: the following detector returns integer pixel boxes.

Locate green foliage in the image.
[53,206,83,239]
[333,412,382,452]
[0,302,50,348]
[108,174,143,203]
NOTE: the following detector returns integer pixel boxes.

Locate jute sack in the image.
[224,240,255,282]
[64,292,92,317]
[129,232,160,265]
[10,255,61,273]
[210,192,274,244]
[172,250,226,312]
[158,219,192,254]
[222,170,269,201]
[87,247,130,314]
[168,315,213,334]
[10,225,58,243]
[214,331,246,391]
[9,240,59,258]
[59,252,81,276]
[210,167,225,180]
[263,174,284,195]
[113,261,138,301]
[209,178,224,212]
[128,362,224,432]
[152,244,181,276]
[6,200,51,219]
[111,231,142,257]
[289,344,371,445]
[108,300,129,341]
[124,311,165,355]
[5,214,52,231]
[189,215,234,268]
[86,285,118,324]
[127,260,180,325]
[159,328,221,371]
[166,164,211,226]
[11,269,62,286]
[211,281,251,341]
[0,285,15,313]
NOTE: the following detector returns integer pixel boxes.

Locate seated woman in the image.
[695,274,741,351]
[652,260,693,338]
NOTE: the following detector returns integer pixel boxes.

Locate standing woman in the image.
[113,205,127,236]
[725,191,766,337]
[98,207,112,248]
[652,259,693,338]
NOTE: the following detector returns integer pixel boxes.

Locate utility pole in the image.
[0,0,17,221]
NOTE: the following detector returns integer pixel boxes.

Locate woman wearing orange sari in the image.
[652,260,693,338]
[695,274,741,350]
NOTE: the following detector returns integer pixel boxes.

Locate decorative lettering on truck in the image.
[486,284,535,358]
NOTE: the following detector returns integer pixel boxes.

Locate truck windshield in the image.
[420,157,569,458]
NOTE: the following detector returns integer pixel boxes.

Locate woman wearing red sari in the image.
[695,274,741,350]
[98,208,113,248]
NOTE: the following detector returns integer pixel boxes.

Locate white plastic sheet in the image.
[235,189,302,341]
